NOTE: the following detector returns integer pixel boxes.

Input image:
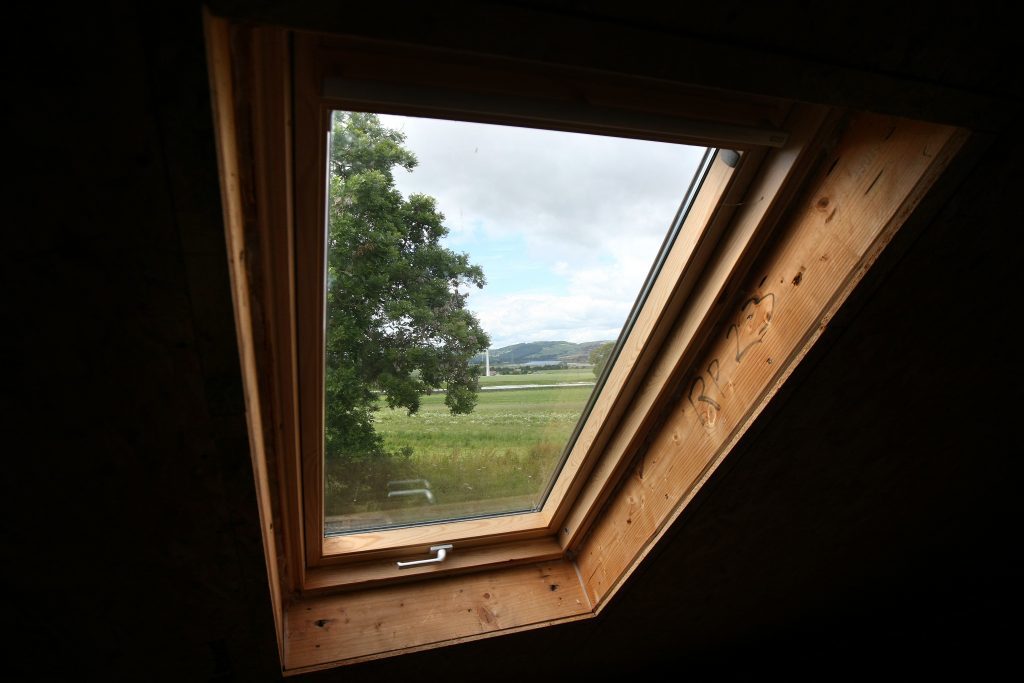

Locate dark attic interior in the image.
[7,1,1021,679]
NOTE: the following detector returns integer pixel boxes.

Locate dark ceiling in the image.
[7,1,1020,679]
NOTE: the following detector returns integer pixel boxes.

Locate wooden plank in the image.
[275,7,1005,131]
[293,32,331,570]
[305,538,564,593]
[202,9,285,656]
[310,34,791,148]
[320,511,548,559]
[284,560,591,671]
[324,492,538,534]
[557,104,833,549]
[575,114,962,608]
[248,25,306,595]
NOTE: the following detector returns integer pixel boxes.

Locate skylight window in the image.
[208,18,962,671]
[323,110,707,534]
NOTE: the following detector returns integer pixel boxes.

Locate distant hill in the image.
[472,340,614,365]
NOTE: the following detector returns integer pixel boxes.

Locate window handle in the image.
[396,544,453,569]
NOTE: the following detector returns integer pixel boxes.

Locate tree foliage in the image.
[324,112,490,462]
[589,341,615,378]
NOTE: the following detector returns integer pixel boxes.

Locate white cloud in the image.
[470,291,629,347]
[469,235,667,347]
[382,114,701,248]
[565,234,664,298]
[374,112,705,348]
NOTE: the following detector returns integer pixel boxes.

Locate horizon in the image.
[480,338,615,351]
[468,339,615,368]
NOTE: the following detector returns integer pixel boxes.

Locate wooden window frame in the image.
[297,41,757,565]
[205,11,967,674]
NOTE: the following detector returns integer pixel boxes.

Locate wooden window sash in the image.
[291,30,812,573]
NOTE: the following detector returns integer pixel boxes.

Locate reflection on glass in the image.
[323,110,705,534]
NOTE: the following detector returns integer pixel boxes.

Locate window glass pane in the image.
[324,110,707,534]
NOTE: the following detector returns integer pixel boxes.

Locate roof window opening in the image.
[323,110,709,534]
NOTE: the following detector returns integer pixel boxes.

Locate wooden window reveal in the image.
[205,13,966,674]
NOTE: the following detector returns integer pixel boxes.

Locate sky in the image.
[377,113,706,349]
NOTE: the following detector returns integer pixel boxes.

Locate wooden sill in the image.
[205,10,966,674]
[285,560,592,674]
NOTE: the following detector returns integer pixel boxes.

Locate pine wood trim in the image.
[576,114,966,609]
[245,24,307,597]
[294,30,330,573]
[319,512,548,560]
[203,10,287,656]
[283,559,592,673]
[305,32,791,149]
[305,537,565,594]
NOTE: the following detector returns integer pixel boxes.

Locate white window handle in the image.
[396,544,453,569]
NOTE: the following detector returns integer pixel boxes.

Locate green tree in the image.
[324,111,490,464]
[589,341,615,378]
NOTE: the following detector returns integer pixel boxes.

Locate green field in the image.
[477,368,594,386]
[324,369,596,522]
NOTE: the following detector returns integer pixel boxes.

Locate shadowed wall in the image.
[7,2,1019,678]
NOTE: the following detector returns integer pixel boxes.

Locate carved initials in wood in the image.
[689,293,775,427]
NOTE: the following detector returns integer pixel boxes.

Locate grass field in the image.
[477,368,595,386]
[324,368,596,523]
